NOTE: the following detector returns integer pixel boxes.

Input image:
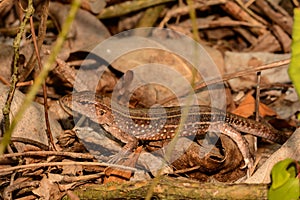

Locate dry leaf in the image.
[103,146,142,183]
[0,83,61,152]
[225,52,290,91]
[32,175,64,200]
[232,92,277,117]
[49,2,110,53]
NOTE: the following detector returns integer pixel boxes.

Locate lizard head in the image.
[60,91,113,125]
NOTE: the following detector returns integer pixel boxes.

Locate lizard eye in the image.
[99,109,106,115]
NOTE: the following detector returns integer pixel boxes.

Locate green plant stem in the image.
[145,2,200,199]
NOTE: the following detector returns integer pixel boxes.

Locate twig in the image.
[20,1,49,82]
[0,79,34,87]
[253,71,261,152]
[0,161,138,174]
[16,80,34,87]
[234,0,268,25]
[221,1,265,36]
[159,0,226,28]
[6,171,17,200]
[1,150,94,160]
[255,72,261,122]
[29,0,56,151]
[3,181,40,200]
[160,58,290,105]
[1,0,34,154]
[98,0,175,19]
[7,136,49,150]
[0,75,10,85]
[0,20,54,37]
[61,173,104,183]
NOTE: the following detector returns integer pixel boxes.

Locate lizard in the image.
[59,91,289,170]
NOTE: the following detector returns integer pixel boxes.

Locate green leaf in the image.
[268,158,300,200]
[271,158,296,189]
[269,178,299,200]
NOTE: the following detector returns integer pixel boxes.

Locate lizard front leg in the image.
[103,124,139,163]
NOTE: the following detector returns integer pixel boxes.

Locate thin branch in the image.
[160,58,290,105]
[1,150,94,160]
[1,0,34,154]
[0,161,138,174]
[29,0,56,150]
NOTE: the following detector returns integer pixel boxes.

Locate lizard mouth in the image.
[59,96,92,123]
[59,97,74,116]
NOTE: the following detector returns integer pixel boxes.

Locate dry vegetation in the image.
[0,0,298,199]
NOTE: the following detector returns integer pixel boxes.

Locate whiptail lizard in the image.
[60,91,288,169]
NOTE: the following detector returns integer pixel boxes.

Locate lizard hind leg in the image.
[210,122,255,176]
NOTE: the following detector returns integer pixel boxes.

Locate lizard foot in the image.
[108,149,131,164]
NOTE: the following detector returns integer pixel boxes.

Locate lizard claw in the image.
[108,149,131,164]
[240,156,255,177]
[107,139,138,164]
